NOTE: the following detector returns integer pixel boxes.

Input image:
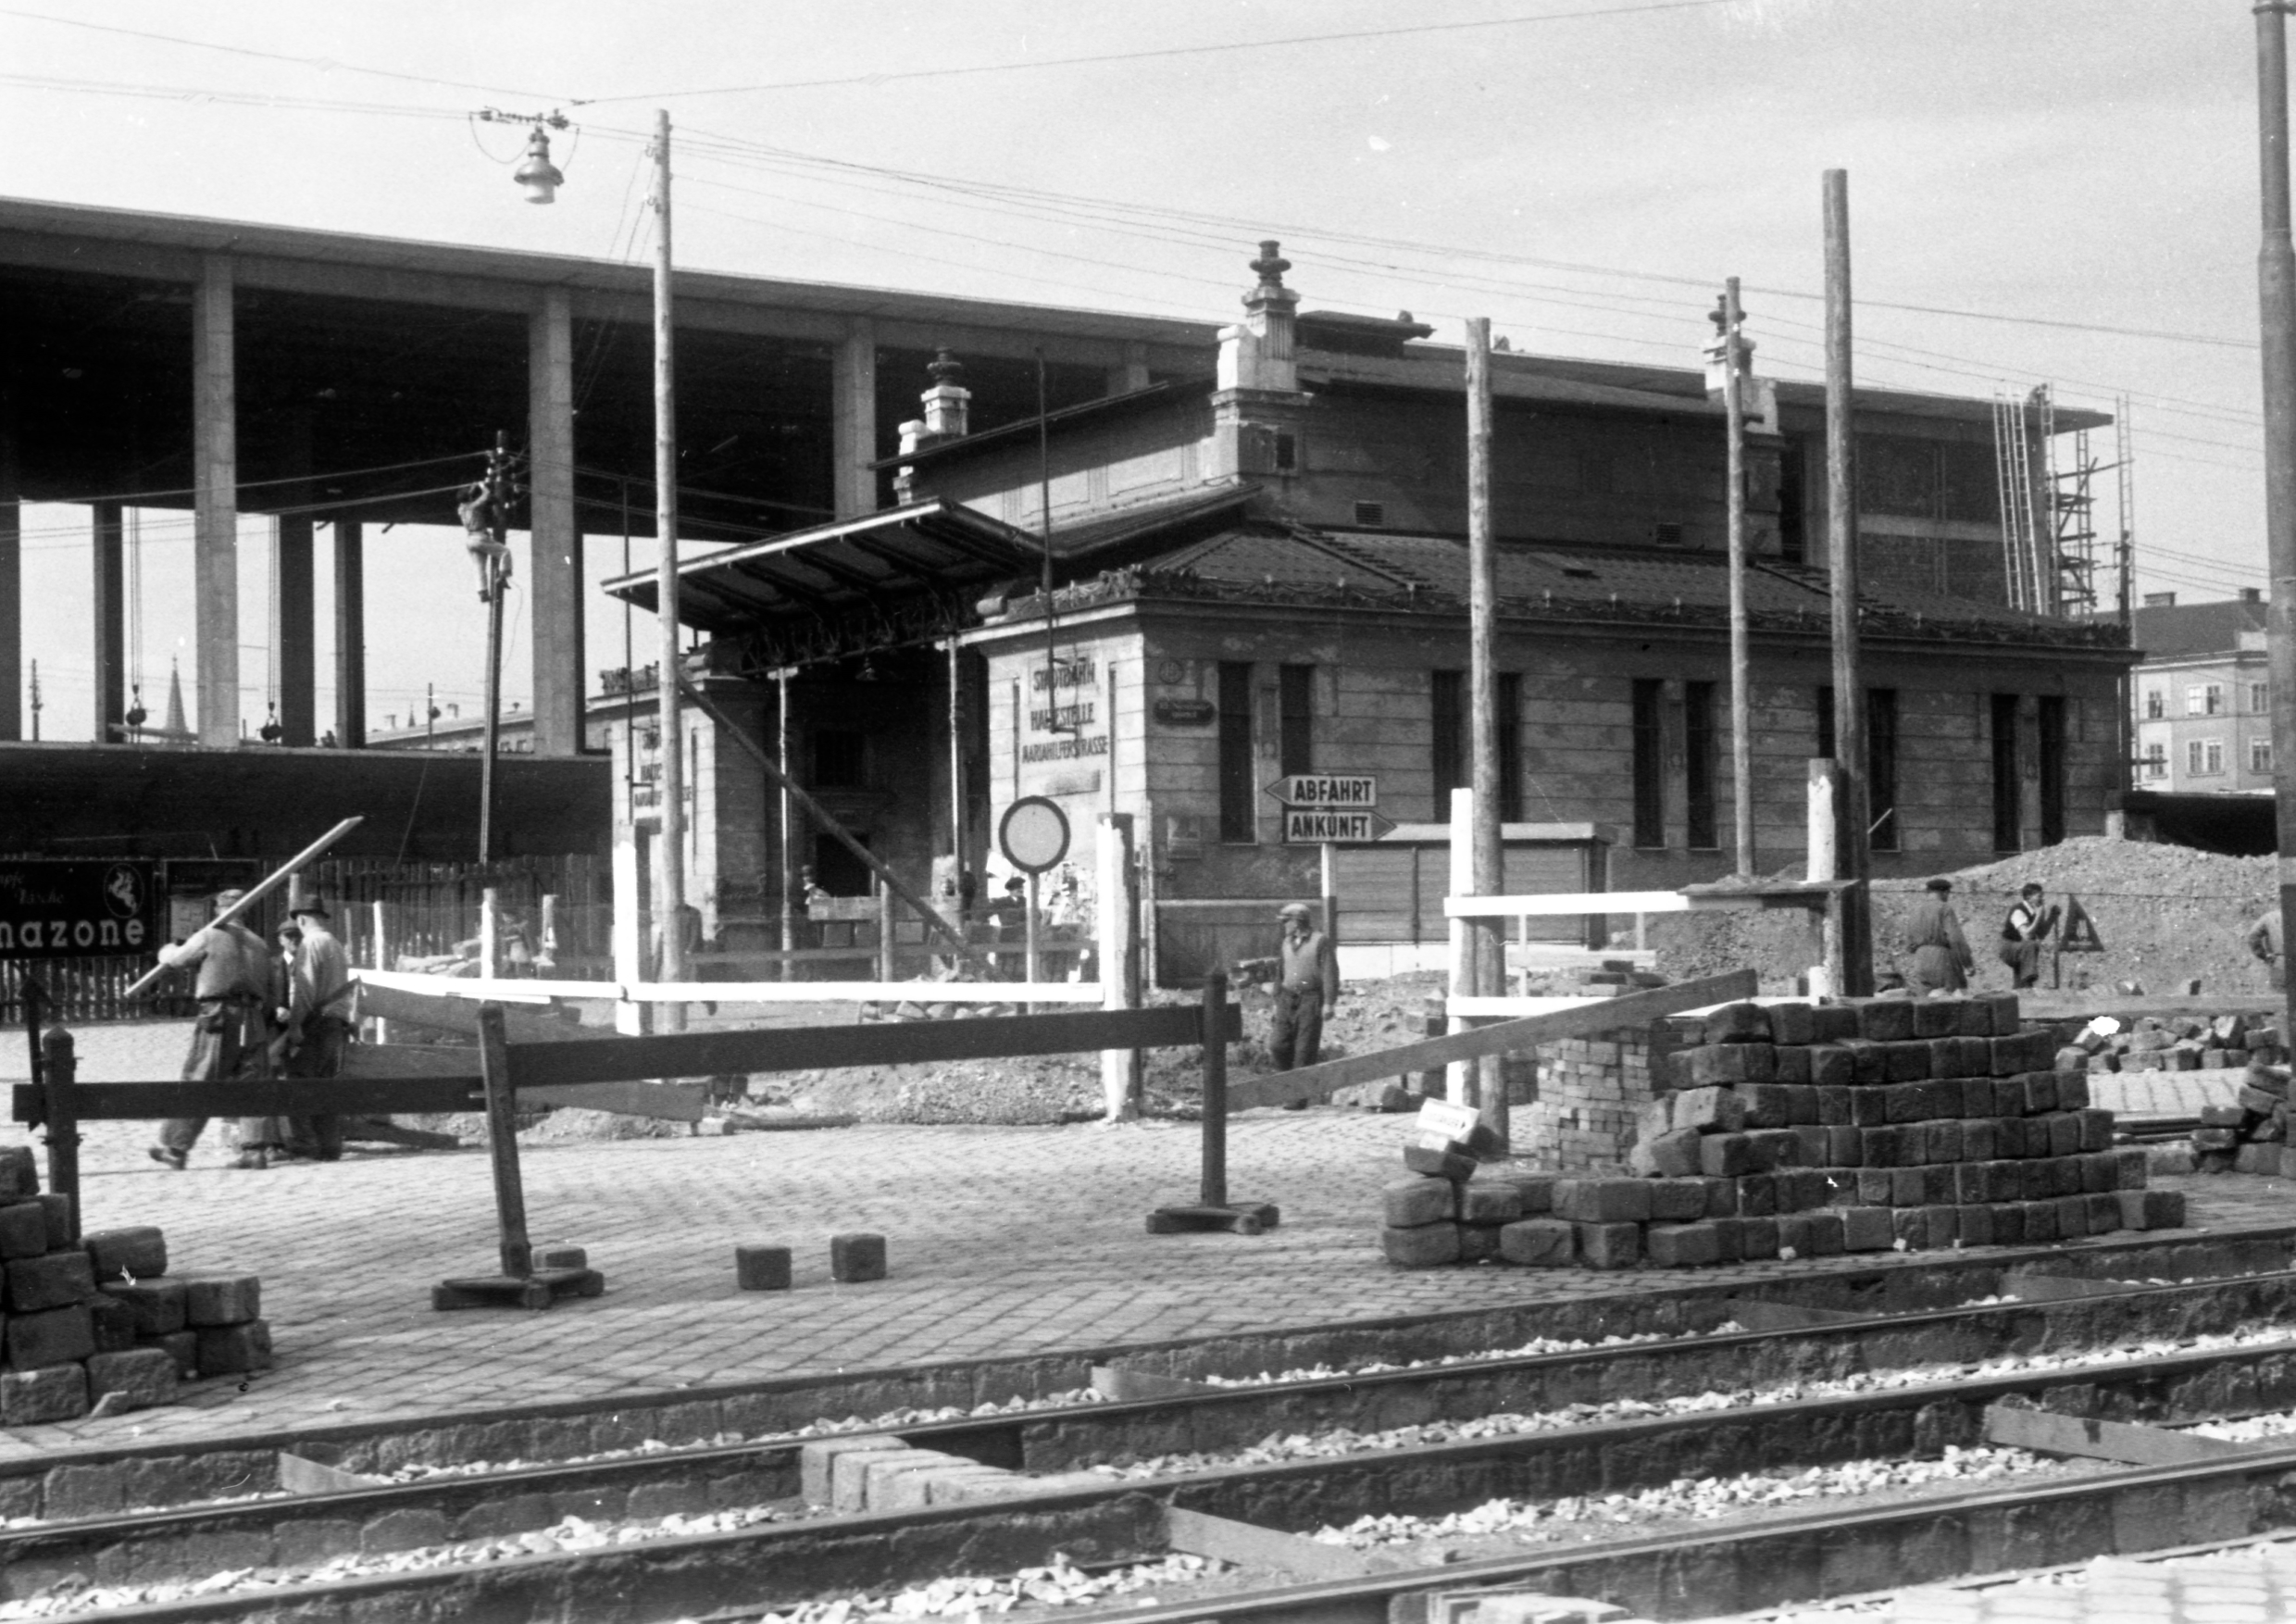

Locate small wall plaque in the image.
[1153,697,1217,727]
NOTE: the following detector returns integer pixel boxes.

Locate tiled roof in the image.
[2131,597,2266,658]
[1063,523,2129,651]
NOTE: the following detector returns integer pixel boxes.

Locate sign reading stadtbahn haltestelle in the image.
[1263,774,1378,808]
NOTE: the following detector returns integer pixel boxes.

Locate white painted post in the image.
[1446,784,1475,1105]
[480,887,500,980]
[1809,757,1841,999]
[1099,812,1142,1120]
[876,881,895,984]
[369,898,392,1045]
[611,834,643,1035]
[537,893,558,974]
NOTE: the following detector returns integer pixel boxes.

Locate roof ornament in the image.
[1250,240,1292,296]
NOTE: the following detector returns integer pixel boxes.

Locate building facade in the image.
[2129,591,2271,794]
[605,248,2134,976]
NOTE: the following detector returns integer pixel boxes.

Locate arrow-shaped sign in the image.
[1263,774,1379,808]
[1282,808,1397,843]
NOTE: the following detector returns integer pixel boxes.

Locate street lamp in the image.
[512,127,565,205]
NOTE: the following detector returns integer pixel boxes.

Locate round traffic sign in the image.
[998,796,1070,874]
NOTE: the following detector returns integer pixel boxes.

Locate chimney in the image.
[2242,586,2264,603]
[894,349,971,503]
[1217,241,1300,394]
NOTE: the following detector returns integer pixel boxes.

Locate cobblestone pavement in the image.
[1810,1543,2296,1622]
[2088,1068,2241,1118]
[0,1021,2284,1461]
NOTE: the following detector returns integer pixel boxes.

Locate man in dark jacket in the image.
[1903,877,1975,994]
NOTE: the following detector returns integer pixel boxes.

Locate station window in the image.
[2253,682,2271,715]
[2143,688,2164,720]
[1431,668,1465,818]
[1814,685,1899,852]
[2038,694,2065,848]
[2187,683,2223,718]
[1990,694,2020,852]
[1279,664,1314,777]
[1631,679,1665,848]
[1684,681,1717,850]
[2252,738,2274,775]
[2189,738,2226,777]
[1217,661,1255,843]
[2140,743,2167,781]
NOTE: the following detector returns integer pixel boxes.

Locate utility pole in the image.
[2254,4,2296,1048]
[1465,316,1506,1147]
[1824,169,1874,996]
[468,433,512,866]
[652,108,691,1025]
[1722,280,1754,878]
[27,659,38,743]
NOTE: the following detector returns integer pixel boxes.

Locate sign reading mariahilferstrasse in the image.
[0,860,159,959]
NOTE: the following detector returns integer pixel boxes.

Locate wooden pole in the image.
[1823,169,1874,996]
[1724,278,1754,879]
[1199,970,1228,1207]
[39,1021,77,1243]
[125,817,364,997]
[474,1002,533,1280]
[778,668,794,982]
[1099,811,1142,1121]
[947,640,967,925]
[876,881,895,983]
[1807,757,1844,997]
[1464,318,1506,1146]
[480,886,501,980]
[651,107,690,1032]
[2256,3,2296,1056]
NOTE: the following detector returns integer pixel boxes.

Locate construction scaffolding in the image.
[1991,386,2050,613]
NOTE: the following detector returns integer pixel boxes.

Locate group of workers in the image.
[147,888,354,1172]
[1900,878,2063,994]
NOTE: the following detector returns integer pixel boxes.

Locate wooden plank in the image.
[523,1081,709,1121]
[475,1004,532,1278]
[1445,891,1691,918]
[277,1452,389,1495]
[340,1117,461,1150]
[505,1002,1238,1091]
[1163,1507,1379,1580]
[1446,995,1612,1019]
[1226,969,1757,1112]
[1092,1365,1219,1402]
[626,981,1105,1004]
[1726,1300,1869,1331]
[2003,1272,2140,1303]
[355,982,611,1041]
[14,1078,483,1122]
[1982,1405,2254,1466]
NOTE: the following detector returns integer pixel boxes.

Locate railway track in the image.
[7,1222,2296,1622]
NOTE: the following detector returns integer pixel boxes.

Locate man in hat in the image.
[1267,902,1340,1070]
[149,887,282,1171]
[1903,876,1976,994]
[1996,881,2059,990]
[279,893,354,1163]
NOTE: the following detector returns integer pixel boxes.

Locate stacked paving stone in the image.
[1379,992,2187,1271]
[2188,1061,2296,1174]
[0,1147,271,1424]
[2073,1011,2285,1073]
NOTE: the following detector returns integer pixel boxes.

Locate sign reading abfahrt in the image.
[1265,775,1378,808]
[0,861,158,959]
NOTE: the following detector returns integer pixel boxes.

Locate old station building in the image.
[609,246,2133,979]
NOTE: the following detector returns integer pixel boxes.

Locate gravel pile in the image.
[1656,837,2280,997]
[1313,1445,2041,1552]
[1085,1322,2296,1481]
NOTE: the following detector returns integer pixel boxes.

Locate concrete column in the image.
[92,503,123,741]
[529,287,582,756]
[1108,341,1151,395]
[333,520,365,746]
[193,255,239,748]
[277,514,314,745]
[830,318,878,518]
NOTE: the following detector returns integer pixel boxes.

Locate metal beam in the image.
[193,254,238,748]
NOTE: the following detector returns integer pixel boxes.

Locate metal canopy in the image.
[602,498,1046,635]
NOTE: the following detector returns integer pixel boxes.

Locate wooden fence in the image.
[308,855,609,971]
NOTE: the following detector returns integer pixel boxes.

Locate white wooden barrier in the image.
[356,968,1104,1006]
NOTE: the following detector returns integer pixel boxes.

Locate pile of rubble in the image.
[2065,1011,2286,1073]
[1379,992,2184,1270]
[2188,1063,2296,1174]
[0,1147,270,1424]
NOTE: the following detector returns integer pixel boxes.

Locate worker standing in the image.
[1267,902,1340,1069]
[148,888,282,1171]
[1903,876,1976,995]
[280,895,355,1163]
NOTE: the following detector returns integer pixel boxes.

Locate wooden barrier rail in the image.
[1224,968,1757,1111]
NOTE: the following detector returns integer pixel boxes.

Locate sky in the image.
[0,0,2275,739]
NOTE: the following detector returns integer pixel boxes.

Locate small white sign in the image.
[1416,1098,1480,1145]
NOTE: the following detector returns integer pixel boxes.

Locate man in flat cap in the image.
[150,887,282,1171]
[1267,902,1339,1070]
[1903,876,1975,995]
[279,893,354,1163]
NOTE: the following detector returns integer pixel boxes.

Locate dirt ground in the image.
[1653,834,2280,1000]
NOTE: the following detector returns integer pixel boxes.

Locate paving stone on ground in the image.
[1782,1543,2296,1622]
[2087,1068,2243,1119]
[0,1019,2276,1461]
